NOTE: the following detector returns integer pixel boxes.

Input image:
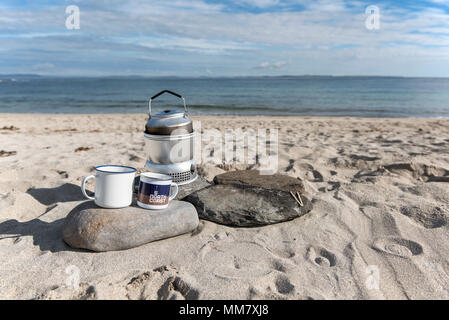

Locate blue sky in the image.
[0,0,448,76]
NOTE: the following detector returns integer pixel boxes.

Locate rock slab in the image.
[184,170,312,227]
[176,176,211,199]
[63,200,199,252]
[213,169,305,194]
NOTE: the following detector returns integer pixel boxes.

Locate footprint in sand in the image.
[126,265,199,300]
[247,284,318,300]
[202,240,273,280]
[265,245,296,260]
[274,275,295,295]
[198,230,229,260]
[36,282,97,300]
[157,275,199,300]
[372,237,423,258]
[307,246,337,267]
[399,205,448,229]
[254,233,297,260]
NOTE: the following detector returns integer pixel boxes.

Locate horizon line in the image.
[2,74,449,79]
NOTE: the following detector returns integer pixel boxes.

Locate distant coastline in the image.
[1,76,449,118]
[2,74,449,80]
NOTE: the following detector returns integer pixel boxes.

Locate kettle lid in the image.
[144,90,193,135]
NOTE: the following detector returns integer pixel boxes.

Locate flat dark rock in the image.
[63,200,199,252]
[185,170,312,227]
[176,176,211,199]
[213,169,305,194]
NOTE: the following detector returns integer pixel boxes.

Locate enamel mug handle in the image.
[169,182,178,201]
[81,175,95,200]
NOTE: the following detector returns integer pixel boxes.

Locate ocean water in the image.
[1,76,449,117]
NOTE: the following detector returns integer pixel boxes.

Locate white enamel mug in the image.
[81,165,137,209]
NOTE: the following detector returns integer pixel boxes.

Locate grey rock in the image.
[213,169,305,194]
[184,177,312,227]
[62,200,199,252]
[176,175,211,199]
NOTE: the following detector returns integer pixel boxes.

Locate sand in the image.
[0,113,448,300]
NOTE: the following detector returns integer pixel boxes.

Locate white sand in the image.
[0,114,448,300]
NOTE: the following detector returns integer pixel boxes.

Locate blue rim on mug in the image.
[95,165,137,174]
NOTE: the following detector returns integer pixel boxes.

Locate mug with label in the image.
[137,172,178,210]
[81,165,136,209]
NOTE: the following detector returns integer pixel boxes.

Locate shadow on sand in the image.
[0,201,97,253]
[26,183,92,206]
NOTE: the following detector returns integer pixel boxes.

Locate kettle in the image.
[143,90,197,185]
[145,90,193,135]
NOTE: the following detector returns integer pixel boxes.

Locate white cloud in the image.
[429,0,449,6]
[256,61,288,69]
[0,1,448,76]
[233,0,280,8]
[32,63,55,70]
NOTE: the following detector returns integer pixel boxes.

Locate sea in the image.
[1,76,449,117]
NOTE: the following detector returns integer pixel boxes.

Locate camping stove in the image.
[144,160,197,185]
[143,90,197,185]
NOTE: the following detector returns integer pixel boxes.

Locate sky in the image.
[0,0,448,77]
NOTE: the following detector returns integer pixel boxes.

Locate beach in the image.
[0,113,448,300]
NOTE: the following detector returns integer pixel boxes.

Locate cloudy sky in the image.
[1,0,448,77]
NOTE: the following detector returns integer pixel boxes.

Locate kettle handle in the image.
[149,90,188,116]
